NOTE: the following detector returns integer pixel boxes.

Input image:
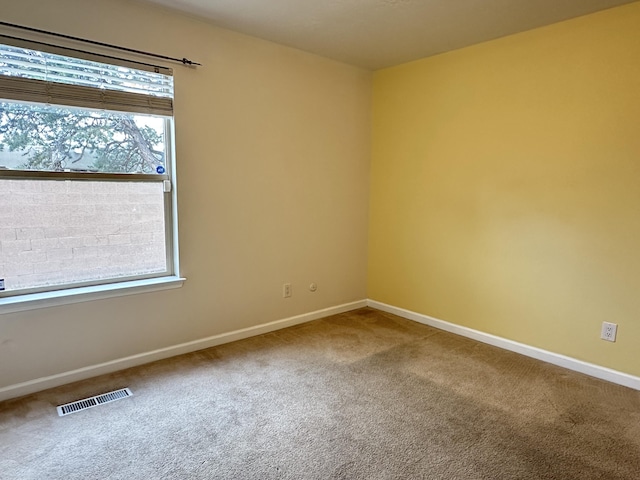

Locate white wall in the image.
[0,0,371,392]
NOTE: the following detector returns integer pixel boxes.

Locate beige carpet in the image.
[1,307,639,479]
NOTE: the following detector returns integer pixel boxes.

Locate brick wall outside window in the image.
[0,179,166,292]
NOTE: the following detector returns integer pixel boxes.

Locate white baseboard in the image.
[0,299,367,402]
[368,300,640,391]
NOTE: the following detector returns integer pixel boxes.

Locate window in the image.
[0,43,180,301]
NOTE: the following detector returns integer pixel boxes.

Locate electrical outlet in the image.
[283,283,291,298]
[601,322,617,342]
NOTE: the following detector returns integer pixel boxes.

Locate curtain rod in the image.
[0,21,201,67]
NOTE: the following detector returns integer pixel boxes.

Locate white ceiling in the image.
[140,0,637,69]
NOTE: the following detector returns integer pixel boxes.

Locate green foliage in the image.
[0,102,165,173]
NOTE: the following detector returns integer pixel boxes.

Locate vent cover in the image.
[57,388,133,416]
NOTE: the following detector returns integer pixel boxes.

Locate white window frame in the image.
[0,42,184,314]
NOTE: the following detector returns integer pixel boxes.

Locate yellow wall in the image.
[370,3,640,376]
[0,0,371,388]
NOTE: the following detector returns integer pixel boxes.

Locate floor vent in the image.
[57,388,133,416]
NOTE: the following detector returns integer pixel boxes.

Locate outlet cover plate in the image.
[601,322,617,342]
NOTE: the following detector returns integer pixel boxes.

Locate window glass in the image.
[0,102,167,174]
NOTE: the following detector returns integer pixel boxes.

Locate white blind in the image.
[0,44,173,116]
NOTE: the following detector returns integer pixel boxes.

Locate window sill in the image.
[0,276,186,315]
